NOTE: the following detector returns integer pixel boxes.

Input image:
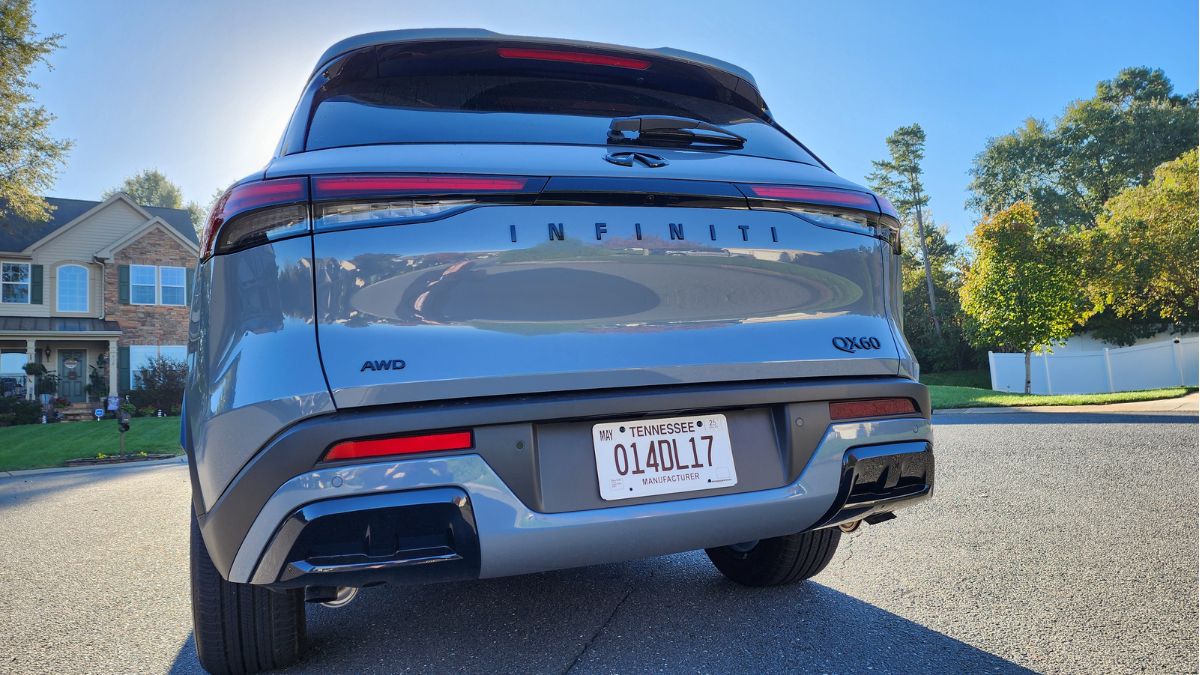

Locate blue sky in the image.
[29,0,1198,241]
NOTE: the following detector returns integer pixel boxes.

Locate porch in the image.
[0,317,121,404]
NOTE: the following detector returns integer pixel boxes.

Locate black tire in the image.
[191,511,306,674]
[705,528,841,587]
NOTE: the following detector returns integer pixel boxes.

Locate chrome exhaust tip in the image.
[304,585,359,608]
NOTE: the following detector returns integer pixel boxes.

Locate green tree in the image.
[1084,149,1198,338]
[968,67,1197,231]
[868,123,941,337]
[0,0,72,224]
[898,219,983,372]
[960,203,1092,393]
[103,168,205,234]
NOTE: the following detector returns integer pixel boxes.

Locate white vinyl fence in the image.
[989,336,1199,394]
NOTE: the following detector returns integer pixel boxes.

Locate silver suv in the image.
[185,29,933,674]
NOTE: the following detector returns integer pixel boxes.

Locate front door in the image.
[57,349,86,403]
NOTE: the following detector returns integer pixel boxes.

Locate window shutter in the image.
[117,346,130,395]
[118,265,130,304]
[185,267,194,303]
[30,265,43,304]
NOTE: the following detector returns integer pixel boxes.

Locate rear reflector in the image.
[746,185,879,211]
[323,431,474,462]
[497,47,651,70]
[829,398,918,420]
[312,175,535,200]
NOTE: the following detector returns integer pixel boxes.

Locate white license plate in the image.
[592,413,737,501]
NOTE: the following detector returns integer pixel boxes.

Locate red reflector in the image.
[497,47,651,70]
[747,185,879,211]
[324,431,474,462]
[203,177,308,257]
[829,398,917,420]
[313,175,533,200]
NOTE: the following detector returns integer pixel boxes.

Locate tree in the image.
[868,123,941,337]
[898,218,984,372]
[0,0,72,224]
[132,355,187,414]
[103,168,205,233]
[960,203,1091,393]
[1084,149,1198,338]
[968,67,1197,231]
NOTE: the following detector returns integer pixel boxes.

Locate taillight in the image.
[497,47,651,70]
[745,185,879,211]
[829,398,918,420]
[202,177,309,258]
[310,174,544,232]
[739,183,901,252]
[323,430,474,462]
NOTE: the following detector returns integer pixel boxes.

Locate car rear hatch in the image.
[249,35,907,408]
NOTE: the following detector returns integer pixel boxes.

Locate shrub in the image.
[130,355,187,414]
[0,397,43,425]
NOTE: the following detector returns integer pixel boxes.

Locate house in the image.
[0,194,198,405]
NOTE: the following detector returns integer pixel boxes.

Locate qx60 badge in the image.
[832,336,882,354]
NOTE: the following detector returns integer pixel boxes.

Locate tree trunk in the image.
[913,202,942,338]
[1024,350,1032,394]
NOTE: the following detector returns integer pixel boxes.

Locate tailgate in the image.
[313,205,899,408]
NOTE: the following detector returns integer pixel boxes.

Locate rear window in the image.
[289,41,817,164]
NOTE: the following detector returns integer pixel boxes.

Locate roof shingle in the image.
[0,196,198,253]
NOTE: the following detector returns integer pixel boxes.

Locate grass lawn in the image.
[929,385,1193,409]
[921,369,992,389]
[0,416,182,472]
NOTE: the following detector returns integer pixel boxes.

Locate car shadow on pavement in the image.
[0,463,179,513]
[169,552,1034,674]
[933,411,1198,426]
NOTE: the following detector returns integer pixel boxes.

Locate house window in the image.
[1,262,31,304]
[57,264,89,312]
[130,265,157,304]
[159,266,186,306]
[130,344,187,388]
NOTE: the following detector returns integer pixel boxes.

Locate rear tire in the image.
[191,511,306,674]
[705,528,841,586]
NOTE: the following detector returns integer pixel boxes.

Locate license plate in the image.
[592,413,737,501]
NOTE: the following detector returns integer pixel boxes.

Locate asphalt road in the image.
[0,411,1195,674]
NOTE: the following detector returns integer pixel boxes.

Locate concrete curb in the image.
[0,454,187,480]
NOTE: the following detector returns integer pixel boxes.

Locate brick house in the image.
[0,193,198,404]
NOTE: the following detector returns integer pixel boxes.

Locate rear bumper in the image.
[232,416,931,586]
[193,377,933,585]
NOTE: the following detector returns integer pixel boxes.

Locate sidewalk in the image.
[0,454,186,480]
[936,392,1199,415]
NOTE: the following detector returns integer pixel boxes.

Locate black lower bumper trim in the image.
[812,441,933,529]
[254,488,480,589]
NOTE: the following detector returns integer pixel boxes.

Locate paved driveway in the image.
[0,411,1195,674]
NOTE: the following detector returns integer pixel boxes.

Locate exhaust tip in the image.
[305,585,359,607]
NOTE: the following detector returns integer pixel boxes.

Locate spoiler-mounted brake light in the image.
[497,47,651,71]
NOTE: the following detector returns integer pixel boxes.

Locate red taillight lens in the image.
[312,175,534,200]
[829,398,918,420]
[497,47,651,70]
[323,431,474,462]
[202,177,309,258]
[745,185,879,211]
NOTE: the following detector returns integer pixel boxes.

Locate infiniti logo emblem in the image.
[605,151,669,168]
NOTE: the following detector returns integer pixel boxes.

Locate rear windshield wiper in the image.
[607,115,746,149]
